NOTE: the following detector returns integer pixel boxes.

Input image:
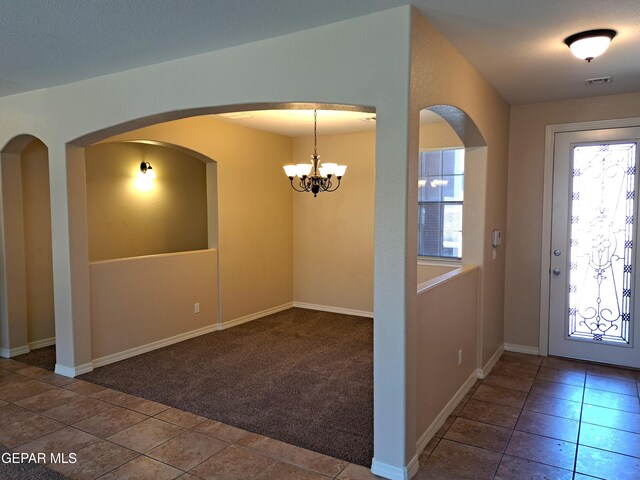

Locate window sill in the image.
[417,257,462,268]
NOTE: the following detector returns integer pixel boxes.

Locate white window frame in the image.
[417,147,464,264]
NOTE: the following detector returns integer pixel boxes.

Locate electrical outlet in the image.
[457,349,463,366]
[194,303,200,314]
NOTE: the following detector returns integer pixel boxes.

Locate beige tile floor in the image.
[3,352,640,479]
[416,351,640,479]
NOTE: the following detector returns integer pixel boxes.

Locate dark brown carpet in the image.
[15,345,56,371]
[17,308,373,466]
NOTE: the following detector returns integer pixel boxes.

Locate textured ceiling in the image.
[1,0,639,105]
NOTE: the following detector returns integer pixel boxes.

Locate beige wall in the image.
[0,147,29,352]
[107,116,294,324]
[416,266,478,439]
[292,123,463,313]
[410,11,510,455]
[85,142,208,261]
[417,264,456,284]
[505,92,640,348]
[292,131,375,313]
[21,140,55,344]
[419,122,463,150]
[411,11,511,370]
[90,249,217,359]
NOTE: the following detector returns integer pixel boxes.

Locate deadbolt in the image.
[554,249,561,256]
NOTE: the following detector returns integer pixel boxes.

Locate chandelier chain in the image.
[314,109,318,157]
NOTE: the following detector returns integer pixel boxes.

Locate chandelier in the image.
[282,110,347,197]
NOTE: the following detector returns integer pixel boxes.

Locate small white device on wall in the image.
[491,230,503,248]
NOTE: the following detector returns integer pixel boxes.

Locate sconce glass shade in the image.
[564,29,616,62]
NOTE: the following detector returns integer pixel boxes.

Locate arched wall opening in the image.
[414,104,489,455]
[0,135,56,358]
[418,105,488,270]
[64,102,375,357]
[85,140,213,261]
[80,139,220,363]
[55,102,377,465]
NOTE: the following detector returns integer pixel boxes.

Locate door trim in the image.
[540,117,640,357]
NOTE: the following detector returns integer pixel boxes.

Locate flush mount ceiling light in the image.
[282,110,347,197]
[564,29,617,62]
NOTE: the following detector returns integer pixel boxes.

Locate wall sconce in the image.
[564,29,617,62]
[140,161,156,178]
[136,161,156,191]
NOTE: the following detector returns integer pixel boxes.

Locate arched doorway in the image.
[0,135,55,359]
[51,103,377,465]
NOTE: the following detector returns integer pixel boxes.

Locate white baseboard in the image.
[477,344,505,379]
[0,338,56,358]
[415,369,478,455]
[220,302,294,330]
[0,345,31,358]
[371,454,420,480]
[504,343,541,356]
[55,362,93,378]
[407,455,420,479]
[92,323,218,369]
[30,337,56,350]
[58,304,296,377]
[293,302,373,318]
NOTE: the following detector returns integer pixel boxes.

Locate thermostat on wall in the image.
[491,230,503,248]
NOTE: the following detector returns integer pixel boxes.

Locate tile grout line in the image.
[490,359,542,479]
[571,369,587,479]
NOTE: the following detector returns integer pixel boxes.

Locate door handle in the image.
[552,268,561,276]
[554,250,561,256]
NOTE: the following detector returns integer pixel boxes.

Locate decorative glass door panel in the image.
[568,143,636,344]
[550,128,640,367]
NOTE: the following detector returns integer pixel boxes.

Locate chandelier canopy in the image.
[283,110,347,197]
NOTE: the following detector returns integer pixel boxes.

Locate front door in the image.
[549,127,640,368]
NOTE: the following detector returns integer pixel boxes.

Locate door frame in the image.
[540,116,640,356]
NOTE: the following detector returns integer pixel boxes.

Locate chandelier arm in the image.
[323,177,342,192]
[290,178,309,192]
[305,177,313,190]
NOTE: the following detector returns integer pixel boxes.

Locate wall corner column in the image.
[48,143,92,376]
[372,105,419,479]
